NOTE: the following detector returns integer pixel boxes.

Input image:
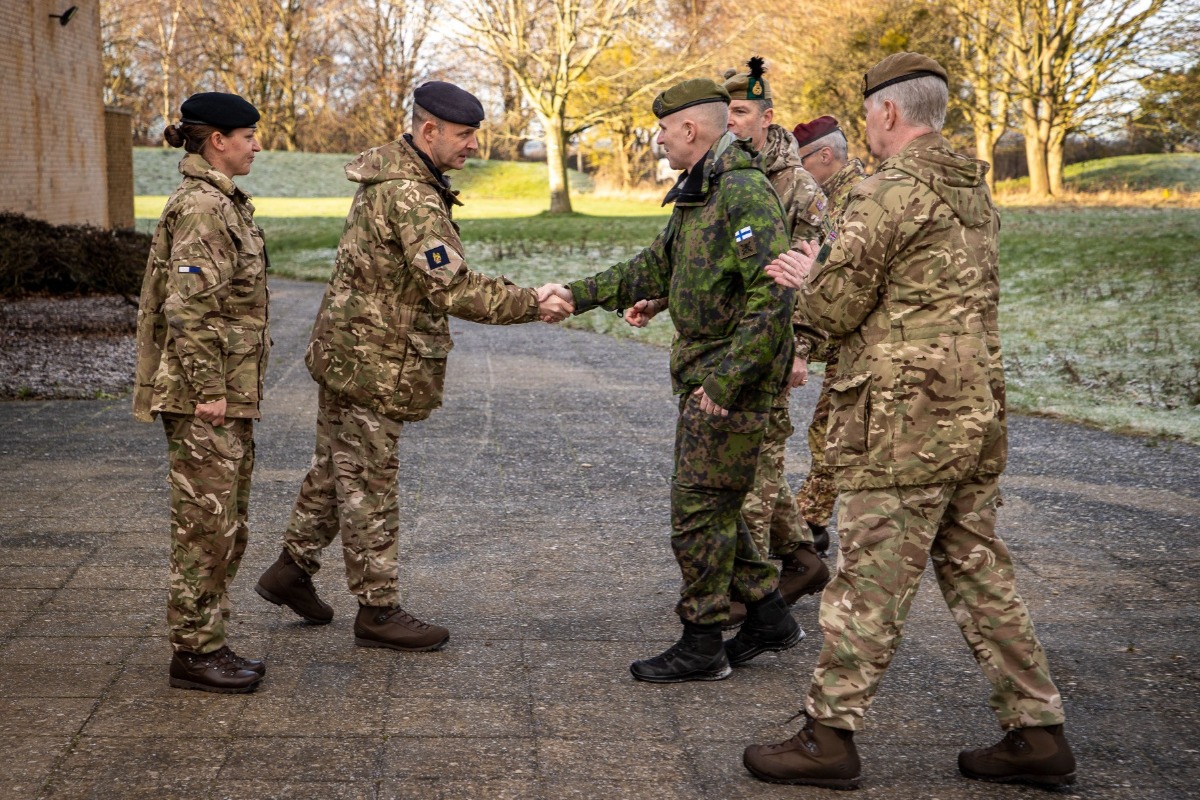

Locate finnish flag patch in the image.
[734,225,757,259]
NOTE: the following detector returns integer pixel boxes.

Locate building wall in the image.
[0,1,110,227]
[105,108,134,229]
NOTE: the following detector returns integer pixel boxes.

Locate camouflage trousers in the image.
[671,391,779,626]
[806,474,1066,731]
[162,414,255,654]
[284,387,404,607]
[740,400,813,560]
[795,356,839,526]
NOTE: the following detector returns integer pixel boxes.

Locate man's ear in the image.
[883,99,899,131]
[419,119,438,142]
[683,119,697,143]
[763,107,774,127]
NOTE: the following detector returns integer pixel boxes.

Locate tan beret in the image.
[722,56,772,102]
[862,52,948,98]
[653,78,731,119]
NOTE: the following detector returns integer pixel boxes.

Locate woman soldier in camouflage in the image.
[133,92,269,694]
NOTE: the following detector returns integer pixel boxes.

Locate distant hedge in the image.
[0,213,150,299]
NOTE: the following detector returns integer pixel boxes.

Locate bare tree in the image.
[456,0,731,213]
[947,0,1015,192]
[1006,0,1167,197]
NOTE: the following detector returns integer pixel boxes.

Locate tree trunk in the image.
[544,114,574,214]
[974,127,997,193]
[1047,126,1067,196]
[1021,99,1051,199]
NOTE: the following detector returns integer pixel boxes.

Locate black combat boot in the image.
[808,521,832,557]
[958,725,1076,788]
[724,590,804,666]
[169,649,262,694]
[630,622,731,683]
[777,544,830,605]
[255,548,334,624]
[213,644,266,677]
[743,713,861,789]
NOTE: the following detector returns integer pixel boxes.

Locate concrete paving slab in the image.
[1,277,1198,798]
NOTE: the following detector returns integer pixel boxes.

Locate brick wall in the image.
[0,0,110,227]
[105,107,134,229]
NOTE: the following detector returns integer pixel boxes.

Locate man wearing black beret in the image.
[255,81,573,652]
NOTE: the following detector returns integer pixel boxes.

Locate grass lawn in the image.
[133,153,1200,443]
[997,152,1200,195]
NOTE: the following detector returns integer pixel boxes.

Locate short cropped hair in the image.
[690,100,731,137]
[869,74,947,131]
[412,103,444,132]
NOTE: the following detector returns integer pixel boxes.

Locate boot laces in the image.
[382,607,431,629]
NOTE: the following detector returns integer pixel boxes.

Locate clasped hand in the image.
[764,240,819,289]
[536,283,575,323]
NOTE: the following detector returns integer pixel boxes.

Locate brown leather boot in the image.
[255,548,333,624]
[777,545,830,606]
[743,713,861,789]
[724,602,747,630]
[959,725,1076,787]
[354,605,449,652]
[214,644,266,677]
[169,649,262,694]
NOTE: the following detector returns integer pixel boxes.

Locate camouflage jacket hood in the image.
[887,132,993,228]
[568,132,795,412]
[758,124,802,177]
[760,124,825,248]
[344,135,463,208]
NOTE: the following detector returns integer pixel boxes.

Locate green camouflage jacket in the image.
[133,154,270,422]
[758,124,825,248]
[795,132,1005,489]
[567,132,795,412]
[305,135,539,421]
[807,157,869,365]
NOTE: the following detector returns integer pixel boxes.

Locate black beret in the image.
[414,81,485,127]
[862,52,948,98]
[180,92,260,129]
[653,78,730,120]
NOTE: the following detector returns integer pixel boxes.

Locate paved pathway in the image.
[1,279,1197,799]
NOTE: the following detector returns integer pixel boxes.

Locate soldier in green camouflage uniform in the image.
[629,62,830,624]
[254,82,572,654]
[743,54,1074,790]
[133,92,268,693]
[790,116,870,556]
[546,78,803,683]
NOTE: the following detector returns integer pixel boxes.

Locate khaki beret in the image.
[862,52,948,98]
[180,92,260,130]
[722,56,772,102]
[653,78,730,120]
[793,115,841,149]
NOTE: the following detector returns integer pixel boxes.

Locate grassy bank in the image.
[132,151,1199,442]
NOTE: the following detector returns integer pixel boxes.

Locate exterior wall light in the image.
[50,5,79,26]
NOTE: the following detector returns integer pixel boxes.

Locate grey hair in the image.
[806,129,848,162]
[869,74,947,130]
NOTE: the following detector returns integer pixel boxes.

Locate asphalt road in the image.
[0,278,1197,799]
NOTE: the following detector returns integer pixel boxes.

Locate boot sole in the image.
[168,675,261,694]
[629,663,733,683]
[959,767,1076,787]
[255,584,333,625]
[354,634,449,652]
[744,762,859,791]
[728,627,806,666]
